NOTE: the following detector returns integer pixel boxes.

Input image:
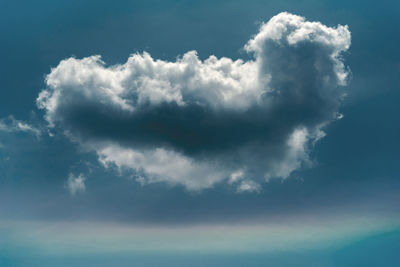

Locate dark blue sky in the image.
[1,0,400,266]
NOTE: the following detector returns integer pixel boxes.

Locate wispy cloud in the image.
[65,173,87,195]
[0,115,41,137]
[1,216,397,255]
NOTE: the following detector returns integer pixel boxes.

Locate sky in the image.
[1,0,400,266]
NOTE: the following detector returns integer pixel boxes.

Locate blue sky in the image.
[1,0,400,266]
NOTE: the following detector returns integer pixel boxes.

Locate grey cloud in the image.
[37,12,351,191]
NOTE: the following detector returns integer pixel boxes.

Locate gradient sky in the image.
[1,0,400,266]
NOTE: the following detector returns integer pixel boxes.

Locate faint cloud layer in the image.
[2,216,396,254]
[37,12,351,191]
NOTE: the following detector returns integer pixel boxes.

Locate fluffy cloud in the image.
[37,12,351,191]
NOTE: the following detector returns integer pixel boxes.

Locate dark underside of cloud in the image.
[59,99,328,156]
[37,12,351,191]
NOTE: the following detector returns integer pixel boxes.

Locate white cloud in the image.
[65,173,86,195]
[97,144,226,190]
[265,127,311,180]
[37,12,351,191]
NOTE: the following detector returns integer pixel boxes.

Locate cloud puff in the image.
[37,12,351,191]
[65,173,86,195]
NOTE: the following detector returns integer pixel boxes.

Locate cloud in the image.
[65,173,86,195]
[0,116,41,137]
[37,12,351,191]
[237,180,261,193]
